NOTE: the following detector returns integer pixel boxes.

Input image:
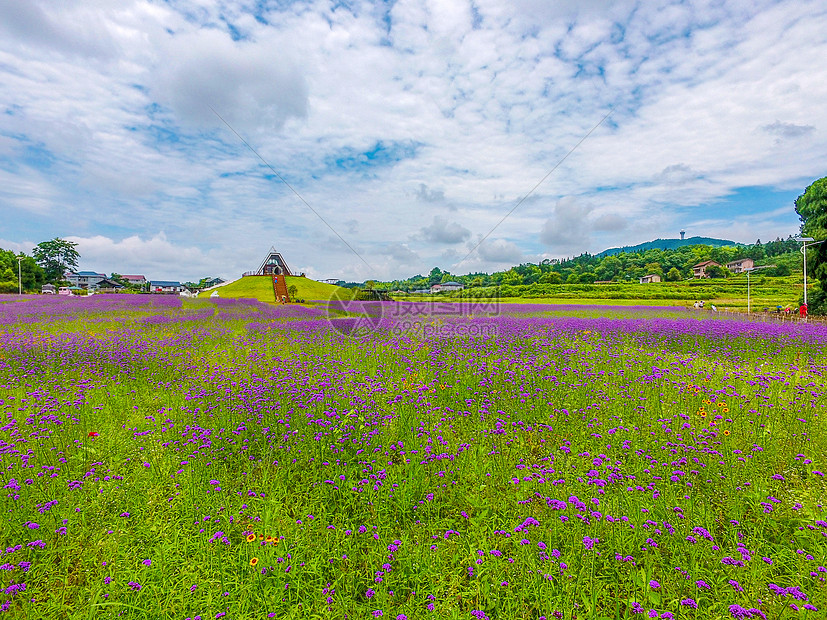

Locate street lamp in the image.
[744,265,775,314]
[797,237,826,306]
[17,256,24,295]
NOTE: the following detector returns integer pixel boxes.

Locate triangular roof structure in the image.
[256,247,292,276]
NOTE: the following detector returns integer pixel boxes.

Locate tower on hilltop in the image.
[256,247,292,276]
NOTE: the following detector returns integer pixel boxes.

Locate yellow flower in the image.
[250,557,259,567]
[246,534,256,543]
[723,430,730,436]
[699,411,707,418]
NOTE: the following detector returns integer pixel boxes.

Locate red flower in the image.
[88,431,99,437]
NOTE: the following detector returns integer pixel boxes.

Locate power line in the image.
[456,105,615,268]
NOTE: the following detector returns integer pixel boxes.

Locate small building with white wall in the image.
[639,274,662,284]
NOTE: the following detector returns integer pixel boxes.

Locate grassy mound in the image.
[285,276,358,301]
[198,275,356,303]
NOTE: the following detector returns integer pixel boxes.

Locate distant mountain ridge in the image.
[596,236,738,257]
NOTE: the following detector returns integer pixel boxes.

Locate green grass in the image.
[402,275,815,310]
[196,276,273,300]
[284,276,358,301]
[211,275,812,311]
[197,276,356,303]
[1,299,826,619]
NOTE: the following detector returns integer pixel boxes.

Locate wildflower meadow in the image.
[0,294,825,619]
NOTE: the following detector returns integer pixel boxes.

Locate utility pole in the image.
[744,265,774,314]
[17,256,24,295]
[798,238,826,306]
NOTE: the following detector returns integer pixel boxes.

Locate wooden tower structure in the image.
[256,247,293,277]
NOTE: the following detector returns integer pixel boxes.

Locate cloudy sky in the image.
[1,0,825,282]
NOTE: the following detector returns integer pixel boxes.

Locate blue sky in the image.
[0,0,825,281]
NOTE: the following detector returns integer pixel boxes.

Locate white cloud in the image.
[655,164,701,186]
[761,120,816,142]
[151,28,308,132]
[65,233,214,280]
[538,196,627,252]
[383,243,420,265]
[476,238,524,264]
[415,183,446,203]
[0,0,119,60]
[0,238,35,254]
[419,215,471,244]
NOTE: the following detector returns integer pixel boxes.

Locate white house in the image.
[639,274,662,284]
[65,271,106,288]
[726,258,755,274]
[150,280,184,293]
[431,281,464,293]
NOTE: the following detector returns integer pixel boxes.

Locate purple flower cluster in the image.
[2,298,827,616]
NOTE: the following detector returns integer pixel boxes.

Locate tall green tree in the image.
[795,176,827,313]
[595,255,621,281]
[32,238,80,283]
[665,267,682,282]
[0,250,45,293]
[428,267,443,285]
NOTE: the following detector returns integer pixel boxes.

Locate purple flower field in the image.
[0,294,825,619]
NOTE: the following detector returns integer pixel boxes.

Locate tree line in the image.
[0,238,80,293]
[375,236,805,292]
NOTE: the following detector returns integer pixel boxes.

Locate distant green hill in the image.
[597,236,738,257]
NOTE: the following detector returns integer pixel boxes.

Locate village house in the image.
[692,260,721,278]
[65,271,107,289]
[202,277,226,288]
[150,280,184,294]
[431,281,464,293]
[726,258,755,274]
[92,278,124,291]
[121,275,148,286]
[639,274,662,284]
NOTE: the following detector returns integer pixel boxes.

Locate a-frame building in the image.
[256,247,293,276]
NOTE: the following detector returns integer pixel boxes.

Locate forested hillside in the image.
[371,236,803,291]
